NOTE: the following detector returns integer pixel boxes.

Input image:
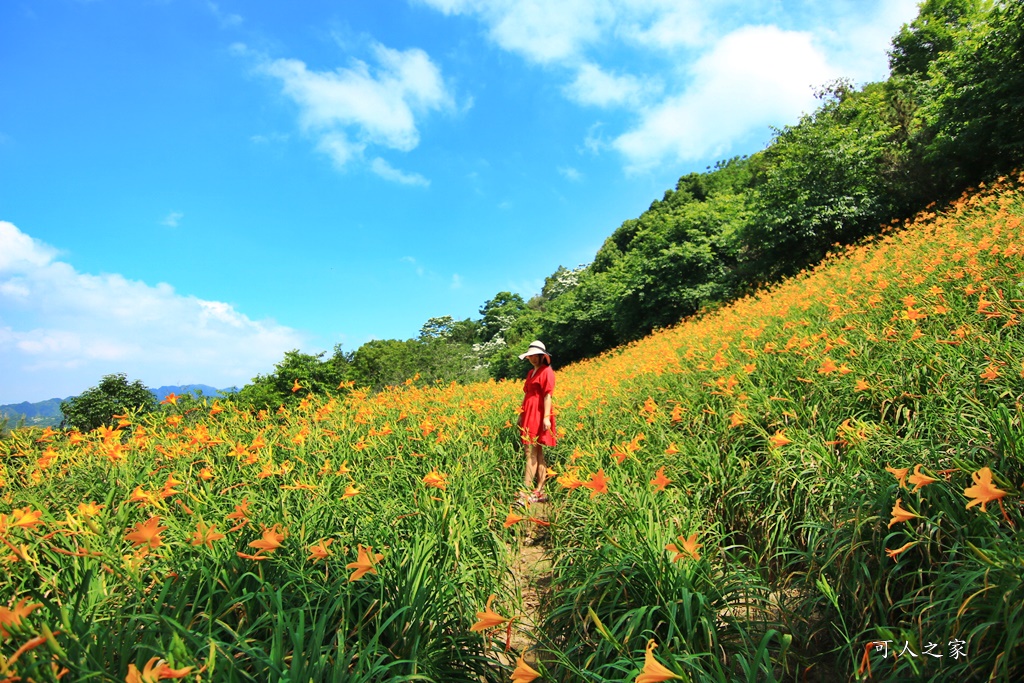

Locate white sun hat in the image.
[518,340,550,360]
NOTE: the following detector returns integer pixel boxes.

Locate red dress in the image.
[519,365,557,446]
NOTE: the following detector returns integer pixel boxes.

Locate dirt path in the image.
[504,501,553,667]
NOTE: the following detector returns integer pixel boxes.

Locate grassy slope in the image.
[1,175,1023,681]
[541,174,1024,682]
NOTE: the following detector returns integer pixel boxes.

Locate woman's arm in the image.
[542,393,552,432]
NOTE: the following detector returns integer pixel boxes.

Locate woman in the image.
[517,340,556,505]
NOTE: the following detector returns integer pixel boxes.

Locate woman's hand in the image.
[543,416,551,432]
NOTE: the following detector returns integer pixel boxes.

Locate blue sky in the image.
[0,0,920,403]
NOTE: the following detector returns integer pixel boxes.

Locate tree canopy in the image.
[60,373,158,432]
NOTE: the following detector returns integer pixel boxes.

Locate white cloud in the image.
[370,157,430,187]
[613,25,835,171]
[401,256,426,277]
[419,0,612,64]
[558,166,583,182]
[161,211,183,228]
[818,0,920,82]
[0,221,58,270]
[316,132,365,169]
[0,221,304,403]
[418,0,919,169]
[207,1,243,28]
[618,0,707,50]
[580,122,608,155]
[250,132,289,145]
[564,63,658,107]
[450,273,463,289]
[252,41,454,175]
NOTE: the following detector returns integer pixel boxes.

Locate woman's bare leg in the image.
[524,443,539,489]
[535,446,547,491]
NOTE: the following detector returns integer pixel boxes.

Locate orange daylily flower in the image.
[854,378,870,391]
[125,516,168,549]
[35,426,57,442]
[666,533,701,562]
[664,442,679,455]
[236,551,270,561]
[248,525,285,554]
[6,632,53,669]
[885,541,917,562]
[188,521,226,548]
[817,358,838,374]
[346,544,383,582]
[308,538,334,563]
[343,484,360,498]
[510,651,541,683]
[160,393,178,405]
[768,430,791,448]
[226,498,251,524]
[728,411,744,428]
[582,469,609,498]
[979,365,1000,381]
[0,598,42,638]
[78,501,104,517]
[9,507,44,530]
[636,639,681,682]
[904,306,927,321]
[469,594,510,632]
[129,486,158,507]
[161,474,183,495]
[887,498,918,528]
[649,467,671,492]
[291,379,302,393]
[198,467,214,481]
[125,656,193,682]
[964,467,1007,512]
[885,466,909,489]
[907,465,937,492]
[504,508,526,528]
[556,469,584,490]
[422,470,448,490]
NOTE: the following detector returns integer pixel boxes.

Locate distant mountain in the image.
[0,397,71,428]
[151,385,224,402]
[1,384,229,428]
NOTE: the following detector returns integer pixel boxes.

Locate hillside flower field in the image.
[2,175,1024,681]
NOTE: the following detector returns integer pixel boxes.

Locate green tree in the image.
[235,346,352,410]
[60,373,158,432]
[350,339,426,390]
[922,0,1024,190]
[478,292,527,342]
[735,81,908,283]
[419,315,480,345]
[889,0,981,77]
